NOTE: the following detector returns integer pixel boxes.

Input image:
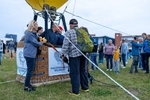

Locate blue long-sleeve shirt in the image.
[143,39,150,53]
[121,42,128,55]
[40,29,58,45]
[131,41,142,56]
[23,31,43,58]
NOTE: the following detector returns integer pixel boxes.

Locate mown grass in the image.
[0,54,150,100]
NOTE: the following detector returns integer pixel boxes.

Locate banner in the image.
[48,48,69,76]
[16,47,69,77]
[16,48,27,76]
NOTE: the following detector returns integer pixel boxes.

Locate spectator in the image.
[8,40,16,59]
[98,43,104,64]
[80,26,94,84]
[138,38,143,69]
[23,20,46,91]
[0,40,3,65]
[1,40,6,59]
[105,39,115,71]
[141,33,147,70]
[90,41,98,70]
[143,34,150,73]
[61,19,89,96]
[119,41,122,63]
[130,37,142,73]
[113,46,120,73]
[121,39,128,68]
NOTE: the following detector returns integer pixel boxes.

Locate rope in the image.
[65,11,134,37]
[72,0,77,18]
[0,80,16,85]
[62,0,72,15]
[45,9,139,100]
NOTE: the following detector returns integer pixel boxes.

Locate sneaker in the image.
[81,89,89,92]
[68,90,80,96]
[89,76,94,84]
[110,69,112,71]
[122,66,126,68]
[29,84,36,91]
[106,69,109,71]
[126,62,128,64]
[24,87,34,91]
[130,71,132,74]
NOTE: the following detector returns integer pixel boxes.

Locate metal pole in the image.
[44,10,49,42]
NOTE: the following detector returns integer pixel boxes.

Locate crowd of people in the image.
[99,33,149,74]
[22,18,149,97]
[0,39,16,65]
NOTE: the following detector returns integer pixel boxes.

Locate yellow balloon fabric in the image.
[25,0,68,11]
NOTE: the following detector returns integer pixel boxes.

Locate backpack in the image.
[74,28,94,53]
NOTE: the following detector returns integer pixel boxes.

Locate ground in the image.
[0,54,150,100]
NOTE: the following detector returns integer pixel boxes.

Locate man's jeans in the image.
[130,56,139,73]
[69,56,89,94]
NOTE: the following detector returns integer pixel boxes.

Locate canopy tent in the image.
[25,0,68,11]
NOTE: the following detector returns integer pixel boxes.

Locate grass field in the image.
[0,54,150,100]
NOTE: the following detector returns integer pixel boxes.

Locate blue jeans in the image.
[113,60,120,72]
[24,57,36,87]
[139,54,142,68]
[105,55,113,69]
[99,52,104,63]
[90,53,98,70]
[69,56,88,94]
[122,54,126,67]
[0,52,2,60]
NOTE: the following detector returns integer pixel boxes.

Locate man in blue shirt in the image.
[40,23,59,45]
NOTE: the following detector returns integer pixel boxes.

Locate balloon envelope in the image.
[25,0,68,11]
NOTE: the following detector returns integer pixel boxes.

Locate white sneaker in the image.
[106,69,109,71]
[122,66,126,68]
[126,62,128,64]
[110,69,112,71]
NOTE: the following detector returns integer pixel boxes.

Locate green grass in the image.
[0,54,150,100]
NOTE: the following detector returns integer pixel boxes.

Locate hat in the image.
[69,19,78,24]
[58,26,63,31]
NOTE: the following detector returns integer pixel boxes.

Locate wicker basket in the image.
[16,41,69,86]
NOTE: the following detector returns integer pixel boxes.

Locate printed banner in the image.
[16,48,27,76]
[48,48,69,76]
[16,47,69,77]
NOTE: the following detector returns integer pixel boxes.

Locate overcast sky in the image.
[0,0,150,41]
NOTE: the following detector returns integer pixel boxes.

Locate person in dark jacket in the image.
[40,23,59,45]
[143,34,150,73]
[130,37,142,73]
[23,20,47,91]
[141,33,147,71]
[98,43,104,63]
[1,40,6,59]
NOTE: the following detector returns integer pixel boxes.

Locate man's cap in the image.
[69,19,78,24]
